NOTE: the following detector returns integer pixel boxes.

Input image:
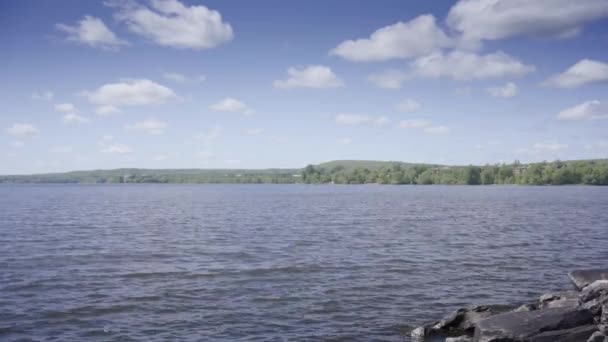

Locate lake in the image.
[1,184,607,341]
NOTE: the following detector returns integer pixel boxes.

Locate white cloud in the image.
[447,0,608,43]
[62,113,90,124]
[367,70,409,89]
[585,141,608,150]
[517,142,569,155]
[335,114,388,126]
[246,128,264,135]
[126,118,167,134]
[273,65,344,89]
[32,90,54,101]
[49,145,73,154]
[395,99,422,112]
[399,119,432,129]
[101,135,115,142]
[56,15,127,49]
[339,137,352,145]
[96,105,122,116]
[487,82,519,98]
[11,141,24,148]
[196,125,222,142]
[210,97,254,115]
[153,154,168,161]
[557,100,608,121]
[163,72,206,83]
[55,103,90,124]
[6,123,39,137]
[83,79,177,106]
[424,125,451,134]
[101,143,132,155]
[410,51,535,81]
[543,59,608,88]
[114,0,233,49]
[399,120,449,134]
[329,15,452,62]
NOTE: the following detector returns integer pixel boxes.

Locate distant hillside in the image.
[1,159,607,185]
[316,160,436,172]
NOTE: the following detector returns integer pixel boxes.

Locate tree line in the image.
[301,160,608,185]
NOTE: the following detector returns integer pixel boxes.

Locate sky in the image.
[1,0,608,174]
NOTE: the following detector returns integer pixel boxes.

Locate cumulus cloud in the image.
[273,65,344,89]
[82,79,177,107]
[557,100,608,121]
[367,70,409,89]
[246,128,264,135]
[196,125,222,143]
[543,59,608,88]
[518,142,568,155]
[126,118,168,134]
[399,120,449,134]
[96,105,122,116]
[32,90,54,101]
[101,143,132,155]
[330,15,451,62]
[339,137,352,145]
[399,119,432,129]
[487,82,519,98]
[410,51,535,81]
[210,97,254,115]
[395,99,422,112]
[163,72,206,83]
[5,123,39,137]
[335,114,389,126]
[56,15,127,49]
[114,0,233,49]
[55,103,90,124]
[446,0,608,43]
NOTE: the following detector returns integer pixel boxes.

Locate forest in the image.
[1,160,608,185]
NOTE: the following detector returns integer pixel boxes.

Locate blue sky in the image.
[1,0,608,174]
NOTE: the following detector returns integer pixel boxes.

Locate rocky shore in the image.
[411,269,608,342]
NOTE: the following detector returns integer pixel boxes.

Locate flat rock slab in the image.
[529,324,598,342]
[474,307,594,342]
[568,269,608,290]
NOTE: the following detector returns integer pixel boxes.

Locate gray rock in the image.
[445,336,474,342]
[539,291,580,309]
[580,281,608,303]
[410,326,425,342]
[587,331,608,342]
[530,325,598,342]
[569,269,608,290]
[474,307,594,342]
[514,303,538,312]
[431,305,513,334]
[602,304,608,325]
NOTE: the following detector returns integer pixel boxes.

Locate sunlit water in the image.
[1,184,607,341]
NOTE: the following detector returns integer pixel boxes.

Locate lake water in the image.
[1,184,607,341]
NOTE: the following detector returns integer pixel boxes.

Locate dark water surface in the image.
[1,184,607,341]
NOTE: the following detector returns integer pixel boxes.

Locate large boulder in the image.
[530,324,598,342]
[474,307,595,342]
[539,291,580,309]
[579,281,608,316]
[586,331,608,342]
[410,305,513,341]
[569,269,608,290]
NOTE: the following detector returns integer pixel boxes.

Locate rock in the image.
[569,269,608,290]
[602,304,608,325]
[431,305,513,334]
[445,336,474,342]
[474,307,595,342]
[587,331,608,342]
[410,326,425,342]
[580,281,608,303]
[514,303,538,312]
[539,291,580,309]
[530,325,598,342]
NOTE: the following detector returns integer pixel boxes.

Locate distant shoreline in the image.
[1,159,607,185]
